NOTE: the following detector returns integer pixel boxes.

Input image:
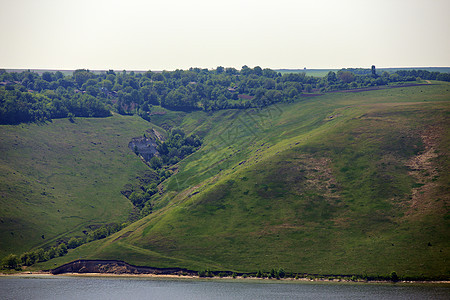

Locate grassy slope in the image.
[36,83,449,277]
[0,114,155,257]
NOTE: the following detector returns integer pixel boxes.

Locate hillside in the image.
[0,114,156,257]
[34,82,450,278]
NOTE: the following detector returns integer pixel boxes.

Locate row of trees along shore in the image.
[1,67,449,124]
[1,223,125,270]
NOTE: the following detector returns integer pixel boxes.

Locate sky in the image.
[0,0,449,71]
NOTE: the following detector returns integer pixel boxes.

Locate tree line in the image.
[1,223,124,270]
[1,67,449,124]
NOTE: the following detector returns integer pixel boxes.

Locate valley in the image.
[6,82,446,279]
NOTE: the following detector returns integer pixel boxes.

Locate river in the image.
[1,276,448,299]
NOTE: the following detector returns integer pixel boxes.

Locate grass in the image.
[0,114,156,257]
[17,83,450,277]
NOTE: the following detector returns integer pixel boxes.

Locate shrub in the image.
[198,269,213,277]
[390,271,399,282]
[57,243,68,256]
[2,254,20,270]
[198,270,206,277]
[19,252,36,266]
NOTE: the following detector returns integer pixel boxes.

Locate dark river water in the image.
[0,276,449,300]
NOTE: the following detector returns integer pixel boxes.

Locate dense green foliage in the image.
[156,128,202,165]
[0,70,111,124]
[1,67,449,124]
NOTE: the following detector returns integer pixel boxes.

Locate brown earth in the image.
[404,125,448,218]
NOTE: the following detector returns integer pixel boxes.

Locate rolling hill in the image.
[3,82,449,278]
[0,114,158,257]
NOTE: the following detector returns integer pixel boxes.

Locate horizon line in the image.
[2,66,450,73]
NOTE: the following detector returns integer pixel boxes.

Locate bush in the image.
[45,247,56,259]
[35,248,45,262]
[68,237,84,249]
[390,271,399,282]
[198,269,214,278]
[57,243,68,256]
[20,252,36,266]
[2,254,20,270]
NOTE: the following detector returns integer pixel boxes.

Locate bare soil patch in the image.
[404,125,448,218]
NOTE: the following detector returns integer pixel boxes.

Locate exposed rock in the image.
[128,137,158,162]
[50,260,196,276]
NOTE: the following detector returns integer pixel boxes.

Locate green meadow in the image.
[0,114,156,257]
[34,82,450,278]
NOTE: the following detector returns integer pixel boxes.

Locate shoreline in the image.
[2,271,449,285]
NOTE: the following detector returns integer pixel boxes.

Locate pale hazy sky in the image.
[1,0,449,70]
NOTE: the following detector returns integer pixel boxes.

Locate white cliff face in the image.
[128,136,159,162]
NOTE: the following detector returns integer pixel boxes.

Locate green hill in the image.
[0,114,155,256]
[4,82,449,278]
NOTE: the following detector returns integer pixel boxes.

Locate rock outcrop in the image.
[50,260,196,275]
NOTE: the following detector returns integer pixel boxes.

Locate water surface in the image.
[1,276,448,300]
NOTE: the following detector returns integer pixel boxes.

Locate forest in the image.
[1,67,449,125]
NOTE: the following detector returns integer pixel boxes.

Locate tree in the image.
[305,84,312,93]
[338,71,355,83]
[149,156,162,169]
[47,247,56,259]
[253,66,263,76]
[55,71,64,80]
[42,72,54,82]
[35,248,45,262]
[68,237,83,249]
[326,71,337,82]
[2,254,20,269]
[20,252,36,266]
[270,268,277,278]
[73,69,92,87]
[216,66,224,74]
[390,271,399,282]
[57,243,68,256]
[241,65,252,75]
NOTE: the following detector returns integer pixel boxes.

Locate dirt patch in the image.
[282,155,340,201]
[404,125,448,218]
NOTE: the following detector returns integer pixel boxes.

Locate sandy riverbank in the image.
[2,271,449,285]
